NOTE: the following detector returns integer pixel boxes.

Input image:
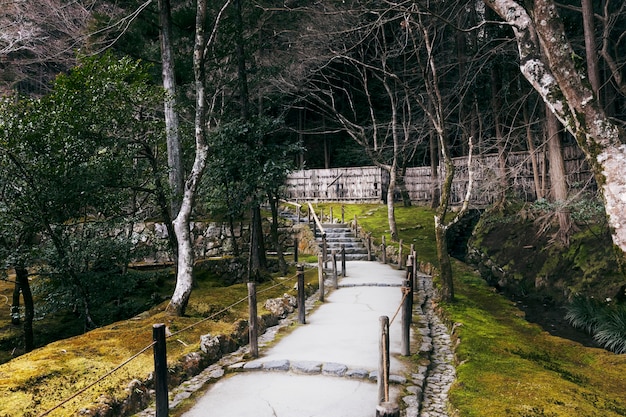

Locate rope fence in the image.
[37,242,415,417]
[376,251,417,417]
[37,342,156,417]
[36,267,304,417]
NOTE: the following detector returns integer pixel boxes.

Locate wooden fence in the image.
[284,146,594,205]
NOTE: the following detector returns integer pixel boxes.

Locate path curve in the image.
[135,262,456,417]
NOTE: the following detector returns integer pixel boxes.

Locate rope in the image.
[389,286,411,325]
[168,272,299,339]
[37,341,156,417]
[36,269,303,416]
[383,285,411,401]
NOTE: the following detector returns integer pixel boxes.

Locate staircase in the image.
[317,223,369,261]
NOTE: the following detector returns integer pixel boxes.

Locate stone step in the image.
[324,248,368,255]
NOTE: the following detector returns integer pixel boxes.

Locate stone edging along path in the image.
[135,269,456,417]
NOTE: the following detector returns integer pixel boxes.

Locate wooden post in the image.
[341,205,345,224]
[376,402,400,417]
[367,233,372,261]
[332,250,338,289]
[398,239,403,270]
[297,205,301,224]
[322,235,328,269]
[354,214,358,237]
[329,206,333,224]
[248,282,258,358]
[318,254,325,302]
[401,279,411,356]
[320,208,324,224]
[406,255,414,286]
[294,237,299,263]
[297,265,306,324]
[381,235,387,264]
[152,324,169,417]
[341,244,346,277]
[412,250,418,290]
[378,316,390,405]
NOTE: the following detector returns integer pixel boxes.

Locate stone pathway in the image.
[134,262,456,417]
[407,272,456,417]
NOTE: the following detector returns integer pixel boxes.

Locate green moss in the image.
[3,204,626,417]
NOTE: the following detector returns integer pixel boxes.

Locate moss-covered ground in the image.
[448,263,626,416]
[1,203,625,416]
[0,262,319,417]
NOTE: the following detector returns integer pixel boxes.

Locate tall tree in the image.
[167,0,212,315]
[485,0,626,262]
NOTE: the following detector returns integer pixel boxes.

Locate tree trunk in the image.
[435,216,454,302]
[485,0,626,259]
[233,0,249,120]
[167,0,210,316]
[546,105,572,245]
[429,130,440,209]
[523,102,544,200]
[158,0,184,218]
[11,278,20,325]
[228,215,240,257]
[382,76,399,242]
[15,265,34,352]
[143,141,178,260]
[268,191,287,274]
[248,205,267,281]
[491,65,508,206]
[387,166,398,241]
[397,167,412,207]
[581,0,600,98]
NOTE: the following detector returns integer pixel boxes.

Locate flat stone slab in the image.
[292,360,322,374]
[182,373,400,417]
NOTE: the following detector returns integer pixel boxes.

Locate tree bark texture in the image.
[523,103,544,199]
[581,0,600,97]
[546,105,572,245]
[485,0,626,257]
[158,0,184,218]
[168,0,209,315]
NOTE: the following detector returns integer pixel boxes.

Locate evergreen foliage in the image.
[566,297,626,354]
[0,53,164,330]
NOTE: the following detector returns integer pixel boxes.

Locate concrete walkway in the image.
[181,261,410,417]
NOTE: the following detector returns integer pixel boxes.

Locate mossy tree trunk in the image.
[418,15,475,303]
[435,154,456,302]
[485,0,626,260]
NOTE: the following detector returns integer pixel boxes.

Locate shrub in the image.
[566,296,626,354]
[594,307,626,354]
[565,296,605,334]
